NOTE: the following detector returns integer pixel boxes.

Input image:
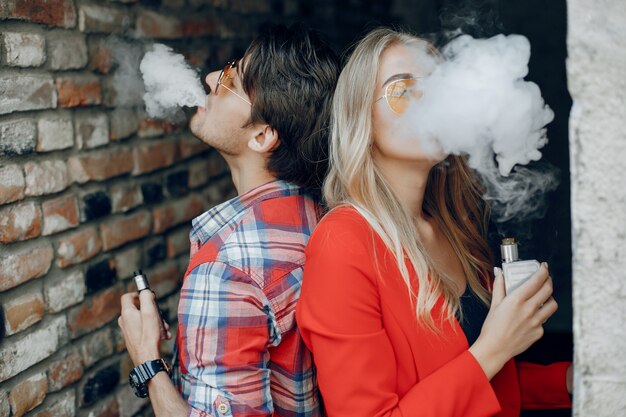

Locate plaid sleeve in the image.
[178,261,281,417]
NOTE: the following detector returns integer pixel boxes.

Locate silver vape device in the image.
[133,270,168,339]
[500,238,540,295]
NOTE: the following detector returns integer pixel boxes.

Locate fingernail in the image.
[493,267,501,277]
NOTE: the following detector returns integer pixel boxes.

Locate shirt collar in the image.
[190,180,305,246]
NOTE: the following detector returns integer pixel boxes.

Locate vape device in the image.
[133,270,168,339]
[500,238,540,295]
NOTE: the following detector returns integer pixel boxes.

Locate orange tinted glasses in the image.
[215,60,251,105]
[375,78,423,114]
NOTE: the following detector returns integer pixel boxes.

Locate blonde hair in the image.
[324,27,493,331]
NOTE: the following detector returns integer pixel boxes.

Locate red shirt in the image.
[296,206,571,417]
[172,181,324,416]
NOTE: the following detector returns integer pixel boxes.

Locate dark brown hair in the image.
[242,24,340,200]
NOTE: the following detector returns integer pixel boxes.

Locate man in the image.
[118,24,339,416]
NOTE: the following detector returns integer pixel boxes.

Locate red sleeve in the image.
[296,211,501,417]
[517,361,572,409]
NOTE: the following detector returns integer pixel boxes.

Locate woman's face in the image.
[372,42,446,165]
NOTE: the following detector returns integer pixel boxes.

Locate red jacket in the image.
[296,206,571,417]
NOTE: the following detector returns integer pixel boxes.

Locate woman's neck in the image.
[373,153,434,223]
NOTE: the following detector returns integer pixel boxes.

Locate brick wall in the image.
[0,0,401,415]
[0,1,297,416]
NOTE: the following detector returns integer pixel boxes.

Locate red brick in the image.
[188,159,210,188]
[44,270,85,313]
[115,365,149,416]
[0,74,56,115]
[0,118,36,155]
[4,0,77,28]
[24,160,70,196]
[80,328,114,368]
[113,245,141,280]
[209,151,229,174]
[56,75,101,108]
[0,390,9,417]
[48,31,87,71]
[9,372,47,417]
[179,134,209,159]
[182,15,218,37]
[203,176,236,205]
[78,4,129,33]
[148,260,180,296]
[137,116,176,138]
[0,164,25,205]
[67,285,123,338]
[89,396,120,417]
[101,75,144,108]
[68,147,133,183]
[37,116,74,152]
[0,316,67,383]
[56,227,102,268]
[31,391,75,417]
[75,112,109,149]
[111,183,142,213]
[136,9,183,39]
[167,226,191,258]
[0,244,53,292]
[3,292,45,336]
[0,201,42,243]
[100,210,152,251]
[183,47,210,68]
[47,350,84,392]
[41,194,79,236]
[153,194,205,233]
[109,108,138,141]
[132,140,177,175]
[1,32,46,67]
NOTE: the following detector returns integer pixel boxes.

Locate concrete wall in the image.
[567,0,626,415]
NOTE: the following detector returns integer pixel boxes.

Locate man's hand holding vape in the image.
[118,290,172,366]
[118,282,188,417]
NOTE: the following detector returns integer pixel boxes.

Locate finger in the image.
[138,289,158,317]
[528,275,554,309]
[516,263,550,301]
[491,267,505,306]
[121,292,140,311]
[536,297,558,323]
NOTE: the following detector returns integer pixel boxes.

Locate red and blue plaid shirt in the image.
[171,180,324,417]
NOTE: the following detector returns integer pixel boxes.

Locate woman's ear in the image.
[248,125,279,154]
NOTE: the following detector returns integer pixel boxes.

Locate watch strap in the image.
[136,358,169,381]
[129,359,170,398]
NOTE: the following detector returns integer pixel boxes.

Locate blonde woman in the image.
[295,28,572,416]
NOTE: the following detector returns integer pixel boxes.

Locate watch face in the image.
[129,372,140,387]
[129,370,148,398]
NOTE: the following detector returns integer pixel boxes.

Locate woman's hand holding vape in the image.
[469,263,558,380]
[118,290,172,366]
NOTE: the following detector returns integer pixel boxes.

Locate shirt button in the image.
[217,403,230,414]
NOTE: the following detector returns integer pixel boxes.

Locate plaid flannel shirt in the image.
[170,180,324,417]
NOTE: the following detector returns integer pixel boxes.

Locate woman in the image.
[295,28,572,417]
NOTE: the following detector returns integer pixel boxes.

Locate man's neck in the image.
[222,152,278,196]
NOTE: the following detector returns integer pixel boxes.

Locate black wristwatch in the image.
[129,358,171,398]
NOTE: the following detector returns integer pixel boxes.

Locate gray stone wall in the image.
[567,0,626,415]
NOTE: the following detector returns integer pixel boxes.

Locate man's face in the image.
[189,59,253,156]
